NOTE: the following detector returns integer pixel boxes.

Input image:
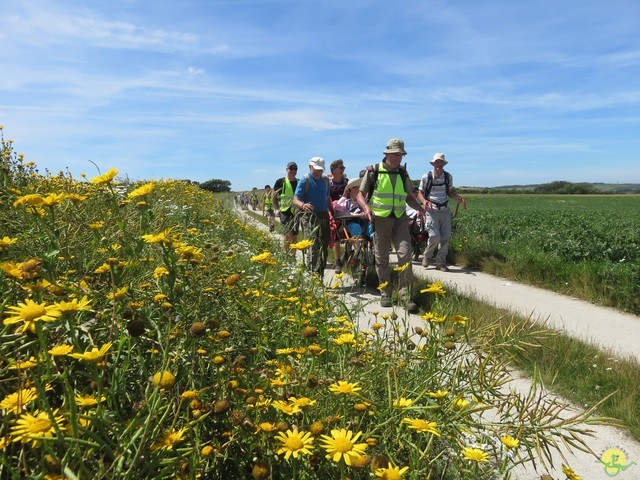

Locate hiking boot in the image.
[436,264,449,272]
[335,260,343,274]
[421,257,430,268]
[380,296,392,308]
[405,300,419,313]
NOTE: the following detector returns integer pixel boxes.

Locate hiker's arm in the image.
[356,190,373,223]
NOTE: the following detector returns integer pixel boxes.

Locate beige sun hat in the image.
[345,177,362,192]
[430,152,448,165]
[383,138,407,155]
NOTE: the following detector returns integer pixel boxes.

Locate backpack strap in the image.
[303,174,331,198]
[368,162,408,198]
[422,170,450,198]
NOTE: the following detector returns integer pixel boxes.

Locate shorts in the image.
[279,209,300,235]
[265,208,275,217]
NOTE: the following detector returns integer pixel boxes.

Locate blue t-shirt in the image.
[294,174,330,212]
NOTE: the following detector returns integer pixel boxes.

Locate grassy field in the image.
[450,194,640,315]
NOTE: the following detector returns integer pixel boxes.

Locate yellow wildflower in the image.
[68,343,112,362]
[128,182,155,198]
[90,168,118,184]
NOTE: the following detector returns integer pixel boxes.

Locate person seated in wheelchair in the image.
[332,177,373,240]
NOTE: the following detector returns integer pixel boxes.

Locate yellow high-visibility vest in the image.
[370,162,407,218]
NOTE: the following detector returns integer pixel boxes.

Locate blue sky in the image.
[2,0,639,191]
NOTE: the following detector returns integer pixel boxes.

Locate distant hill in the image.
[459,182,640,194]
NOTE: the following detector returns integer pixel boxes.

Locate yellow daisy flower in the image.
[3,299,62,331]
[450,314,468,325]
[420,281,446,296]
[500,435,520,449]
[128,182,155,199]
[328,380,362,396]
[402,418,441,436]
[10,410,65,448]
[319,428,368,466]
[153,267,170,279]
[289,239,313,250]
[90,168,118,184]
[54,296,92,314]
[426,390,450,400]
[250,251,276,266]
[374,463,410,479]
[0,388,38,414]
[68,343,112,362]
[75,394,104,407]
[393,262,409,272]
[142,228,174,245]
[8,357,38,370]
[462,446,489,463]
[106,286,129,301]
[0,236,18,250]
[392,397,414,408]
[150,427,188,452]
[334,333,357,346]
[48,344,74,357]
[274,428,314,460]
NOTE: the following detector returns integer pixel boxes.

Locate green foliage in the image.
[451,194,640,314]
[199,178,231,193]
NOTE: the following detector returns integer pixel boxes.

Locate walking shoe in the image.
[405,300,419,313]
[335,260,343,274]
[380,296,392,308]
[421,257,430,268]
[435,264,449,272]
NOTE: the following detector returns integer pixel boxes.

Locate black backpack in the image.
[421,170,451,197]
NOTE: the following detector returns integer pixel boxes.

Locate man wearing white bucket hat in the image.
[417,152,466,271]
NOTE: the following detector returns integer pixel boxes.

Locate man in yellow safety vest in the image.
[273,162,300,250]
[356,138,425,311]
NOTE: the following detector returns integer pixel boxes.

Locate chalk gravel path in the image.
[238,208,640,479]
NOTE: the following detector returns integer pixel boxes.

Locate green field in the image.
[450,194,640,314]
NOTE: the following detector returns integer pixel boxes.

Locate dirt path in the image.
[237,209,640,479]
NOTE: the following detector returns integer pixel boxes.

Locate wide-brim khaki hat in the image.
[430,152,448,165]
[345,177,362,191]
[383,138,407,155]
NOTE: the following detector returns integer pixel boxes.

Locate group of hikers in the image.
[258,138,466,311]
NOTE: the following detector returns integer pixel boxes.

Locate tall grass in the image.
[0,132,615,479]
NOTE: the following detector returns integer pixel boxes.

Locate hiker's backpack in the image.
[365,162,409,199]
[421,170,451,198]
[302,174,331,198]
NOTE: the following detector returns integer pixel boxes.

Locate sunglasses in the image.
[288,167,298,171]
[334,166,345,170]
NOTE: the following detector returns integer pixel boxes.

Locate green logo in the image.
[596,447,637,477]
